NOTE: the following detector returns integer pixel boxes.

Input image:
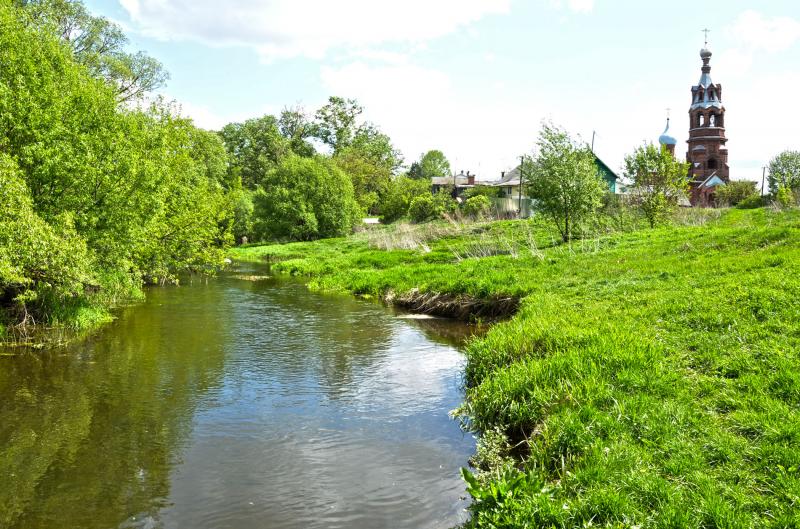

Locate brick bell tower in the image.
[686,34,729,205]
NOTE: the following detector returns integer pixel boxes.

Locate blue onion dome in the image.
[700,48,713,59]
[659,118,677,146]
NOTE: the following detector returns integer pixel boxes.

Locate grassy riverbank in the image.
[231,208,800,527]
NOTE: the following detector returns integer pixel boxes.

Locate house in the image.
[489,153,620,217]
[491,166,533,217]
[431,170,477,198]
[593,155,620,193]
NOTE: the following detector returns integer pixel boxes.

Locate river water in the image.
[0,264,475,529]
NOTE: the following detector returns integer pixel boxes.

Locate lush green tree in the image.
[0,2,231,327]
[334,151,390,214]
[313,96,363,154]
[623,143,690,227]
[188,126,231,187]
[228,189,255,244]
[378,176,431,223]
[220,116,291,189]
[716,180,759,207]
[407,161,423,180]
[415,150,451,179]
[252,155,360,241]
[0,154,93,325]
[767,150,800,194]
[16,0,168,102]
[527,123,606,242]
[334,125,403,213]
[349,125,403,172]
[278,105,316,157]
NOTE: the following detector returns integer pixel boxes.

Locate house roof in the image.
[593,154,620,182]
[491,154,619,187]
[699,173,725,189]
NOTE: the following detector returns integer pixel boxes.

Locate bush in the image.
[776,185,796,209]
[735,194,765,209]
[465,185,501,200]
[433,188,458,215]
[464,195,492,218]
[378,176,430,223]
[716,180,759,206]
[253,155,360,241]
[409,194,439,223]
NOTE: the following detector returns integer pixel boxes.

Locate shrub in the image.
[433,188,458,215]
[409,194,439,223]
[735,194,765,209]
[776,185,796,209]
[716,180,759,206]
[379,176,430,223]
[465,185,501,199]
[464,195,492,218]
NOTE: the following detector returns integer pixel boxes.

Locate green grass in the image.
[231,208,800,527]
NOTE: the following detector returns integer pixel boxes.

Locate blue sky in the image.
[86,0,800,182]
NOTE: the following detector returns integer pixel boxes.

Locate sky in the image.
[85,0,800,183]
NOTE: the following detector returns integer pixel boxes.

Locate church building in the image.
[659,40,729,206]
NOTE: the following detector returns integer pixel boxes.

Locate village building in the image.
[490,154,620,217]
[431,170,477,198]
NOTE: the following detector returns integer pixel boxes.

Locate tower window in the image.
[710,114,716,127]
[699,114,705,127]
[708,158,718,170]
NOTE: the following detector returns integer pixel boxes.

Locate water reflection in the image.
[0,264,474,529]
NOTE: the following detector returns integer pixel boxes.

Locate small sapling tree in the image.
[624,143,690,227]
[526,123,606,242]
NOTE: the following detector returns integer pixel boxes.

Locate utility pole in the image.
[518,155,524,218]
[761,166,767,196]
[591,131,596,152]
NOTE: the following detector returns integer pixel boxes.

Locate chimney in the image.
[467,173,475,185]
[501,171,506,178]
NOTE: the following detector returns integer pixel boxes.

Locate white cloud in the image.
[549,0,595,14]
[719,10,800,77]
[118,0,511,61]
[728,10,800,53]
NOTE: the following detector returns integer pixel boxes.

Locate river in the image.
[0,264,475,529]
